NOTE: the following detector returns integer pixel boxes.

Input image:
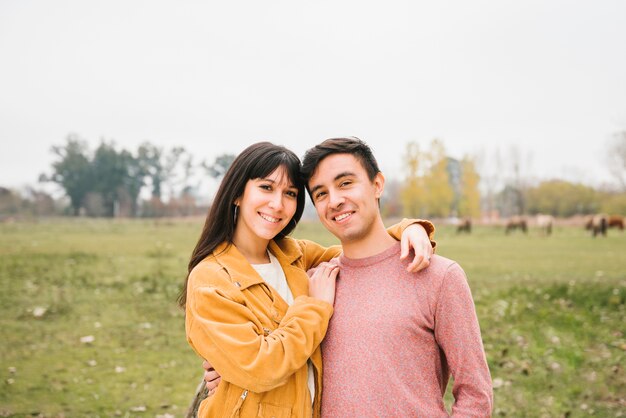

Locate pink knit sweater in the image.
[320,242,492,417]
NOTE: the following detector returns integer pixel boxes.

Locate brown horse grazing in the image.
[457,218,472,234]
[536,214,554,236]
[589,214,608,237]
[608,215,624,231]
[505,216,528,234]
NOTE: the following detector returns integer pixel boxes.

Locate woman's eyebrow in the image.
[259,177,297,189]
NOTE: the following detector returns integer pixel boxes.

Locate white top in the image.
[251,251,316,407]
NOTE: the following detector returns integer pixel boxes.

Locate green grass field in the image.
[0,219,624,417]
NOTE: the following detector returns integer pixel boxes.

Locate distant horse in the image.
[608,215,624,231]
[589,214,608,237]
[457,218,472,234]
[536,214,554,236]
[505,216,527,234]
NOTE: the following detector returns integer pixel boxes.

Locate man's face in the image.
[307,153,384,244]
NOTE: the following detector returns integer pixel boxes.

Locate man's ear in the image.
[373,172,385,199]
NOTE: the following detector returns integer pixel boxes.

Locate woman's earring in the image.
[233,204,239,225]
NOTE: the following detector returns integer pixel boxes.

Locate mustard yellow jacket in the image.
[185,219,435,418]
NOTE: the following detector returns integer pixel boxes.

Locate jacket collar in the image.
[268,237,302,265]
[269,238,309,298]
[212,238,303,291]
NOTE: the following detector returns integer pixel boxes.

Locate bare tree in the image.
[475,146,504,222]
[606,131,626,191]
[500,144,533,216]
[203,154,235,180]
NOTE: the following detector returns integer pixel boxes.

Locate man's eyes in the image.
[313,191,327,201]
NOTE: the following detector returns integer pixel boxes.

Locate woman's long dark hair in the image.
[177,142,305,308]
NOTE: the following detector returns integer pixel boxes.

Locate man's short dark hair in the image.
[301,137,381,193]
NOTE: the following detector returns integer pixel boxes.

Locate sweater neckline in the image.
[339,241,400,267]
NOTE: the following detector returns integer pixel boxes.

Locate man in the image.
[202,137,492,416]
[298,137,492,417]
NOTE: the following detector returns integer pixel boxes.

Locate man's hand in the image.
[400,223,433,272]
[202,359,221,396]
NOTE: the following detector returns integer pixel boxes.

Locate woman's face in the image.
[234,166,299,243]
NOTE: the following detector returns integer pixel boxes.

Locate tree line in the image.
[1,133,625,219]
[395,136,625,219]
[1,134,233,218]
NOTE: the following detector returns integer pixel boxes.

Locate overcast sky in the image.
[1,0,625,193]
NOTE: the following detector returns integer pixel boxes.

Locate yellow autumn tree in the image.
[458,156,481,218]
[400,141,426,217]
[422,139,454,217]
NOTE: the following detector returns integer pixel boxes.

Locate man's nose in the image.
[328,190,345,209]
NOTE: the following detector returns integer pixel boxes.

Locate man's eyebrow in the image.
[309,172,356,196]
[334,172,356,181]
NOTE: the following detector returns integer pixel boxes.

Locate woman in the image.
[179,142,434,417]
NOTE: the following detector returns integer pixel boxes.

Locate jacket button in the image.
[234,281,241,287]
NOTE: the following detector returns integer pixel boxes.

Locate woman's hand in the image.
[202,359,222,396]
[308,262,339,305]
[400,223,433,272]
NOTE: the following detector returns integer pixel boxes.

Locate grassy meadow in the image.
[0,218,624,417]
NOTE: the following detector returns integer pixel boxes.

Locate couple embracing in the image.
[179,137,492,417]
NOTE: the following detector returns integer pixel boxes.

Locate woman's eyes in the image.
[259,184,297,198]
